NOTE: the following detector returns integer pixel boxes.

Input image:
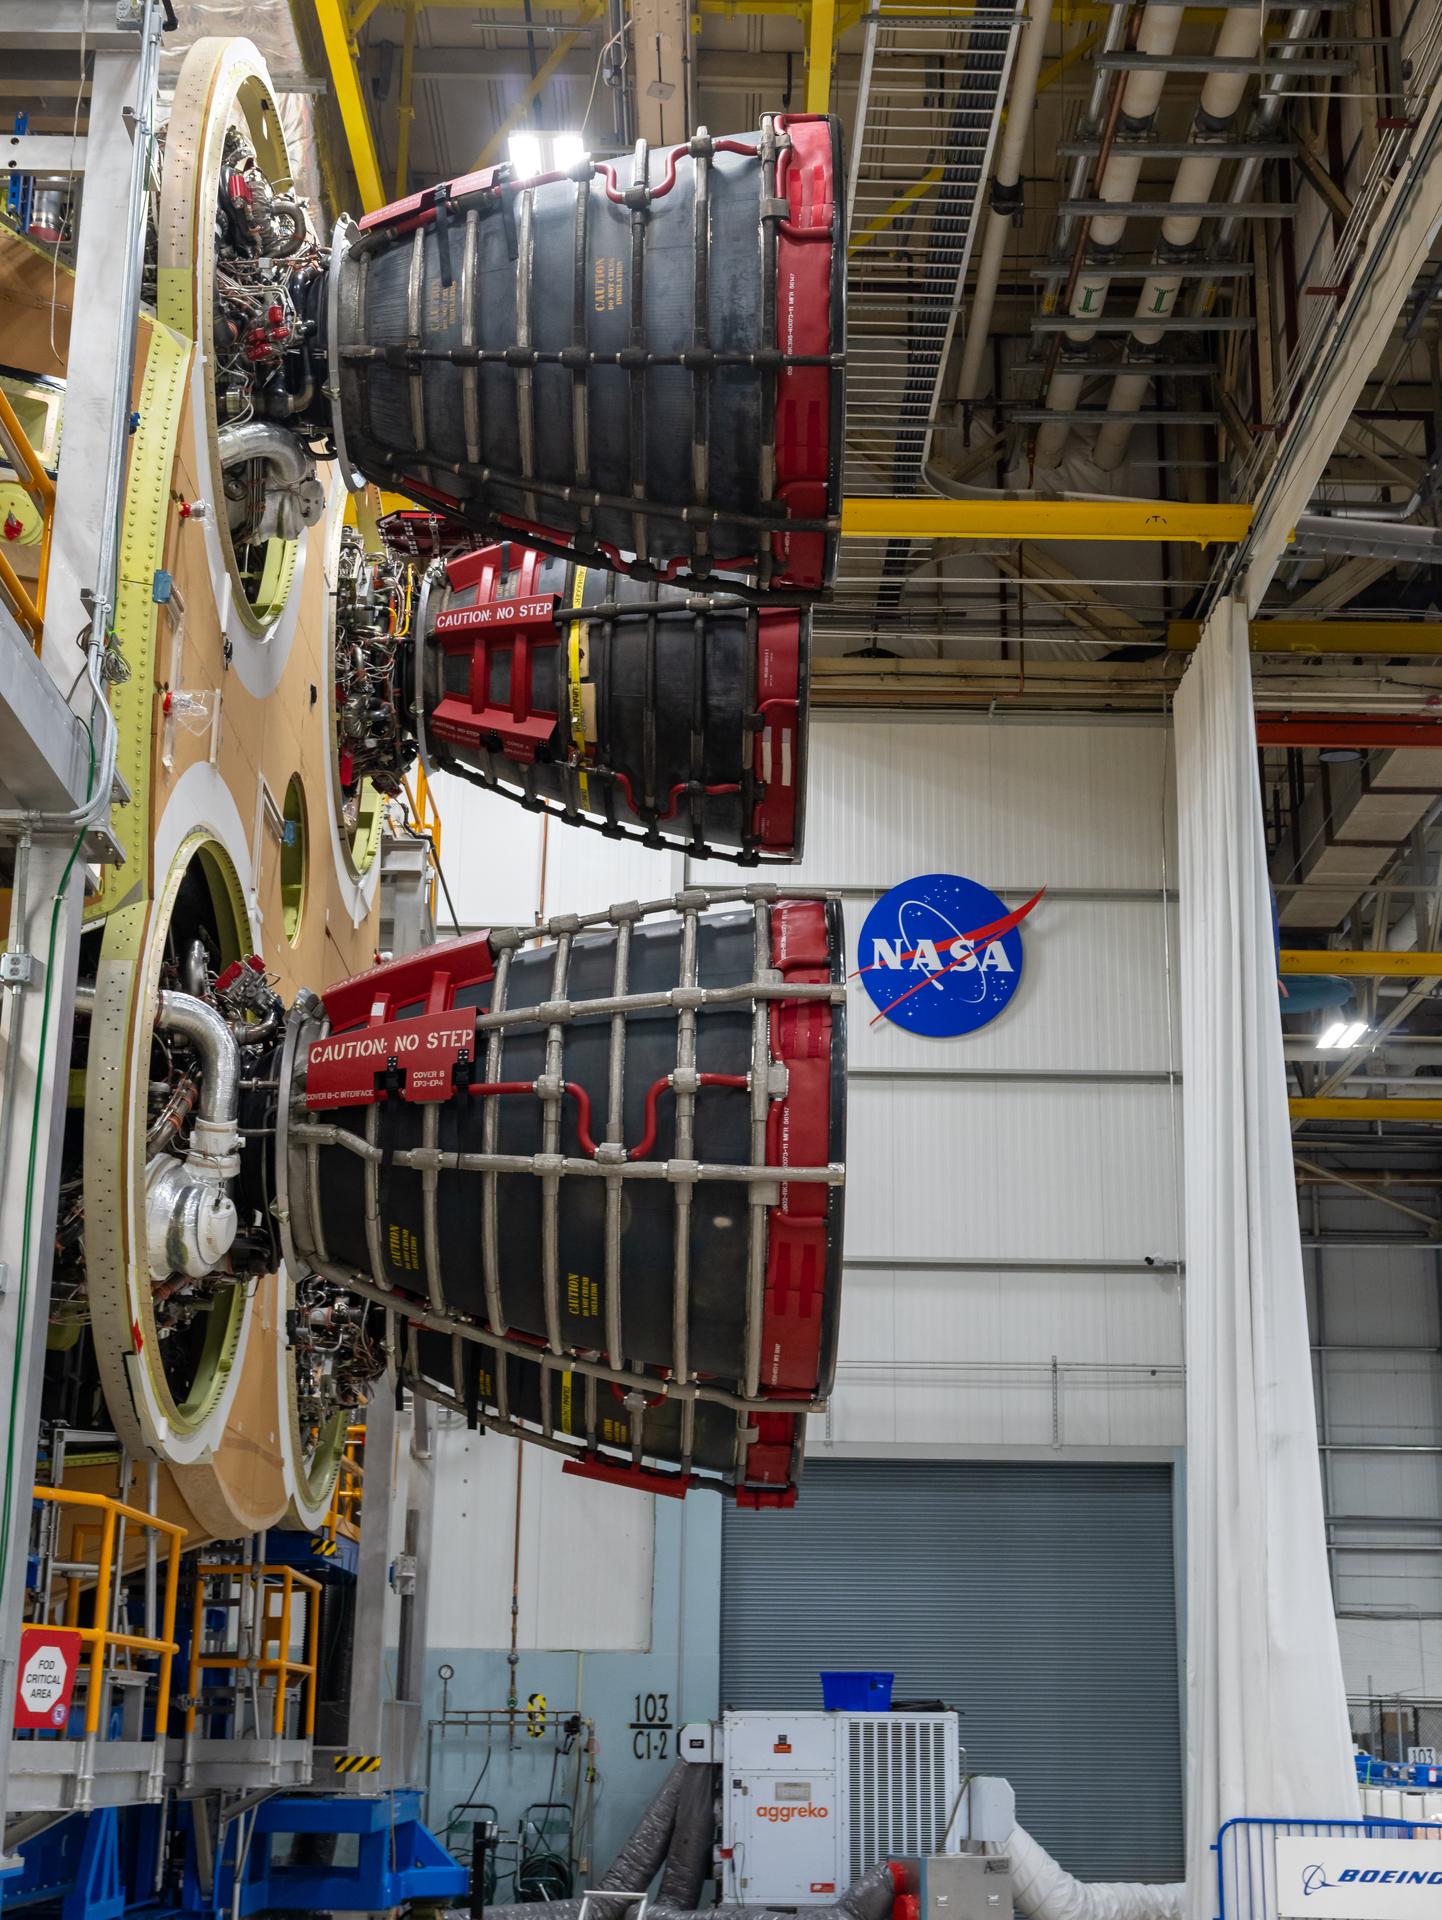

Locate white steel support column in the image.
[396,1393,436,1751]
[0,1,163,1840]
[1231,78,1442,611]
[629,0,694,149]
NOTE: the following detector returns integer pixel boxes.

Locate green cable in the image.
[0,727,95,1596]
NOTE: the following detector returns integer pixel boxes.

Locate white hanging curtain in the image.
[1174,597,1359,1919]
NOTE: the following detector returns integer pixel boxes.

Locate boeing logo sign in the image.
[855,873,1043,1037]
[1276,1838,1442,1919]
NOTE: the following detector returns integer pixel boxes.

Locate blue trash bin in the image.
[819,1671,894,1711]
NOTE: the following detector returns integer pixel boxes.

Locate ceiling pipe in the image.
[956,0,1059,403]
[1091,4,1264,470]
[1034,1,1193,468]
[1190,5,1322,319]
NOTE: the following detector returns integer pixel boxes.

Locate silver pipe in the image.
[155,992,241,1138]
[1040,1,1132,311]
[1309,451,1440,521]
[215,420,315,486]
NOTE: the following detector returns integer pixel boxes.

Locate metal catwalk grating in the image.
[828,2,1022,650]
[843,0,1024,499]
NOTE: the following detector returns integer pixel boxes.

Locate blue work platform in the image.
[181,1788,465,1917]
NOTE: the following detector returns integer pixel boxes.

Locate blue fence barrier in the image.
[1215,1815,1442,1920]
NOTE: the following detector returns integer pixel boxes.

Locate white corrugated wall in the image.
[1306,1201,1442,1708]
[693,713,1185,1460]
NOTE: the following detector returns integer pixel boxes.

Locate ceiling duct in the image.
[1291,514,1442,563]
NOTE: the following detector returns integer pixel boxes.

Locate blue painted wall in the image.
[422,1495,722,1887]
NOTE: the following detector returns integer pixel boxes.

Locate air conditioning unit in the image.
[712,1710,963,1906]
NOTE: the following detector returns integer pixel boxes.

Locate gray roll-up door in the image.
[721,1460,1181,1882]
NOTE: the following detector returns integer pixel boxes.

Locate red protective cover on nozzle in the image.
[772,115,838,593]
[739,899,837,1495]
[427,547,562,763]
[306,932,499,1110]
[753,611,804,857]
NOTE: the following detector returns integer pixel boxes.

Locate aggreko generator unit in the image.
[695,1711,963,1905]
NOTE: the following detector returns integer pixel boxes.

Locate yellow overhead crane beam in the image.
[839,499,1253,545]
[1290,1099,1442,1123]
[1170,617,1442,654]
[1280,951,1442,979]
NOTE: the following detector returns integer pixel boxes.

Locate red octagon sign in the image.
[13,1625,81,1731]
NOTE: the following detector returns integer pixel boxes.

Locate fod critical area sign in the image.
[1275,1837,1442,1918]
[13,1625,81,1731]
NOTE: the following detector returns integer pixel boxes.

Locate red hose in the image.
[463,1072,746,1160]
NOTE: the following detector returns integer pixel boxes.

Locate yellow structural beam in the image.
[1280,950,1442,978]
[1290,1099,1442,1123]
[806,0,837,111]
[1170,617,1442,654]
[313,0,387,213]
[840,498,1253,545]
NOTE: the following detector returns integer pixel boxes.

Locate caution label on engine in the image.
[305,1010,477,1109]
[432,596,555,633]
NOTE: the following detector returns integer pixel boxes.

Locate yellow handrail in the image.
[402,769,443,921]
[322,1423,366,1542]
[0,386,56,650]
[186,1564,321,1740]
[31,1486,185,1736]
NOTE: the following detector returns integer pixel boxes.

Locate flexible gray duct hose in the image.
[467,1762,688,1920]
[599,1759,688,1899]
[656,1763,717,1908]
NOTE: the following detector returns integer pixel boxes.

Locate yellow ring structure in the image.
[86,831,255,1466]
[157,37,301,634]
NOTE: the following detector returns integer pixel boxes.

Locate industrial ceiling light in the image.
[507,131,586,178]
[1318,1019,1368,1049]
[507,131,543,179]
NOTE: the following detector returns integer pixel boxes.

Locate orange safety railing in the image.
[185,1564,321,1739]
[322,1423,366,1543]
[30,1487,184,1738]
[0,386,56,649]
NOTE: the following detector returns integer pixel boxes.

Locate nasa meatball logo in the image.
[855,874,1043,1037]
